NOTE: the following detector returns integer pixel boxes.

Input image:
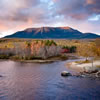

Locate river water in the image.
[0,60,100,100]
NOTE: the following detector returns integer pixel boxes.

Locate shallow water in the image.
[0,60,100,100]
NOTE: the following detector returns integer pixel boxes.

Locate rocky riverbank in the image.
[67,60,100,78]
[4,53,78,63]
[12,54,69,63]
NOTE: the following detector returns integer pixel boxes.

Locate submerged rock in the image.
[61,71,71,77]
[0,75,3,77]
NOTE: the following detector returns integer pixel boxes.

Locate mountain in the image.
[4,27,100,39]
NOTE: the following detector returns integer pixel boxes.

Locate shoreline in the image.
[66,59,100,78]
[0,56,67,63]
[0,58,63,63]
[14,59,61,63]
[0,53,79,63]
[67,60,100,72]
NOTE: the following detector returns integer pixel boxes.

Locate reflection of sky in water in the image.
[0,60,100,100]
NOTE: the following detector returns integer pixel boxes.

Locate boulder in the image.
[61,71,71,77]
[0,75,3,77]
[84,66,98,73]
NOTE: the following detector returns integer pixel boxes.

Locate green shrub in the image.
[45,40,57,46]
[10,55,22,60]
[0,55,10,59]
[70,46,76,53]
[62,46,69,49]
[62,46,76,53]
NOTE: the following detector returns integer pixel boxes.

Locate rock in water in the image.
[0,75,3,77]
[61,71,71,77]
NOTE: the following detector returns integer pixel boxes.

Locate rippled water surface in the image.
[0,60,100,100]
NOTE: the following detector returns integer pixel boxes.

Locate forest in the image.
[0,38,100,60]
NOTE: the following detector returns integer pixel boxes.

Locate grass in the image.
[96,65,100,68]
[10,55,43,60]
[0,55,10,59]
[75,60,91,64]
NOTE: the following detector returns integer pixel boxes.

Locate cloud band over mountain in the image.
[0,0,100,37]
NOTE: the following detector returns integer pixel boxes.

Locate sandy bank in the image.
[67,60,100,73]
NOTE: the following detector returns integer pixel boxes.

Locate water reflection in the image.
[0,60,100,100]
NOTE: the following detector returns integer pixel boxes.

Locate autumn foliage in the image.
[0,38,100,60]
[0,39,61,59]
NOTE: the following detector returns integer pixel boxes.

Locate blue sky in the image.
[0,0,100,37]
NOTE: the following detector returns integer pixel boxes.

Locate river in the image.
[0,60,100,100]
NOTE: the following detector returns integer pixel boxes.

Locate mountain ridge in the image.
[4,27,100,39]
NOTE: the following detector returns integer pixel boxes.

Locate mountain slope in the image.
[4,27,100,39]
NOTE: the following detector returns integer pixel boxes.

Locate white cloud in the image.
[0,0,100,37]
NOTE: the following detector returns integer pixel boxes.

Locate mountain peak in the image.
[60,26,71,30]
[25,28,37,33]
[40,27,52,33]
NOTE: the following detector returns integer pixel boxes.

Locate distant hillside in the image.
[4,27,100,39]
